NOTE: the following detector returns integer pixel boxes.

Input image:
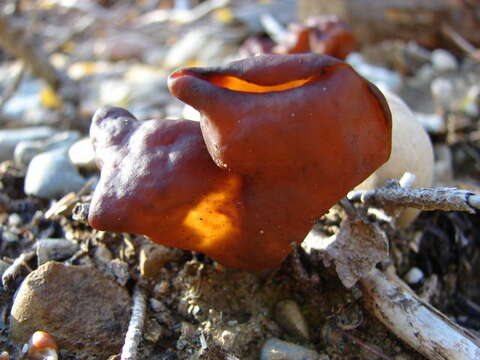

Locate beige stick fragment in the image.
[121,285,147,360]
[361,269,480,360]
[349,179,479,214]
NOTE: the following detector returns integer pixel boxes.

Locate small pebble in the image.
[36,238,79,266]
[0,126,55,162]
[150,298,168,313]
[93,243,113,264]
[8,213,22,227]
[346,53,401,91]
[140,243,182,278]
[431,49,458,73]
[260,338,326,360]
[27,330,58,360]
[68,137,97,170]
[2,230,19,243]
[153,280,170,297]
[106,259,130,286]
[404,267,424,285]
[430,77,454,107]
[409,64,434,88]
[414,112,445,134]
[24,148,87,199]
[14,131,80,166]
[144,318,165,343]
[99,79,131,106]
[275,300,309,340]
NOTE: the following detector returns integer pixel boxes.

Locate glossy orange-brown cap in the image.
[89,54,391,271]
[168,54,391,269]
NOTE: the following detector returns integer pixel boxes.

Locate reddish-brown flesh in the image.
[89,54,391,271]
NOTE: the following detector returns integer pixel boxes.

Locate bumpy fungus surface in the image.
[89,54,391,271]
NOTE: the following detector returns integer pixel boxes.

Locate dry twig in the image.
[348,179,479,214]
[442,24,480,61]
[121,285,147,360]
[0,62,25,109]
[361,268,480,360]
[0,14,79,127]
[1,251,35,290]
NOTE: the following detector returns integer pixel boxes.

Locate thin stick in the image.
[1,251,35,290]
[341,330,393,360]
[121,285,147,360]
[0,15,65,91]
[0,62,26,109]
[442,24,480,61]
[348,180,479,214]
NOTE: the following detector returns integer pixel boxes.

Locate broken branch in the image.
[348,179,479,214]
[361,268,480,360]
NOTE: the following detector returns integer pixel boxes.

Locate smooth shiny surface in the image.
[89,54,391,271]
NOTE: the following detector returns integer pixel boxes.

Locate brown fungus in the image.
[89,54,391,271]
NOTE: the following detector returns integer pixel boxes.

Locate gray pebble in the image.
[431,49,458,73]
[68,137,97,170]
[275,300,309,340]
[14,131,80,166]
[405,267,424,285]
[430,77,454,107]
[347,53,401,91]
[260,338,326,360]
[36,238,78,266]
[0,126,56,162]
[24,148,87,199]
[7,213,22,227]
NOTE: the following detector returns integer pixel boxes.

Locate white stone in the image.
[347,53,402,92]
[260,338,324,360]
[430,77,454,107]
[0,126,56,162]
[24,148,87,199]
[405,267,424,285]
[68,137,97,170]
[356,91,434,227]
[14,131,80,166]
[431,49,458,73]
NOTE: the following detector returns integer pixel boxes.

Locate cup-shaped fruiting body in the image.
[27,331,58,360]
[89,54,391,271]
[169,55,390,272]
[169,54,390,180]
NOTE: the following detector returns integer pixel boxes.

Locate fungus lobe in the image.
[89,54,391,271]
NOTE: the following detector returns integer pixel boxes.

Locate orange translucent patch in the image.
[209,75,314,93]
[183,174,242,251]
